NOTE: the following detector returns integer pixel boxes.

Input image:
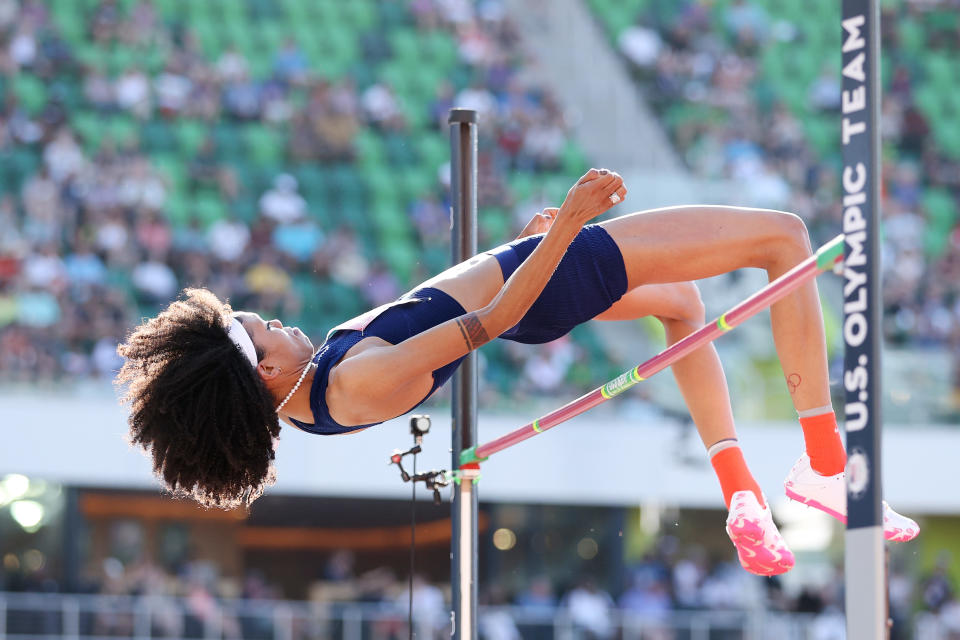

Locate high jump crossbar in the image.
[460,234,845,466]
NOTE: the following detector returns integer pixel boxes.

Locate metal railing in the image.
[0,591,944,640]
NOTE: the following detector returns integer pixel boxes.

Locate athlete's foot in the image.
[784,453,919,542]
[725,490,795,576]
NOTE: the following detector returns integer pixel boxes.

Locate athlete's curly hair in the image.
[116,288,281,509]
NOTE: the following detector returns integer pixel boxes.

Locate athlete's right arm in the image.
[329,169,626,411]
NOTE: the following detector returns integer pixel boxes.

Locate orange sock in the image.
[709,444,765,509]
[799,411,846,476]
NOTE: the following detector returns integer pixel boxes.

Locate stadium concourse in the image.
[0,0,959,638]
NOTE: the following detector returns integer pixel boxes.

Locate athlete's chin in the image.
[300,333,314,352]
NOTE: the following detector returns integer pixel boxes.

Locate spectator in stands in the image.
[312,96,359,162]
[90,0,121,44]
[922,555,955,614]
[83,69,115,111]
[272,215,324,264]
[8,22,36,70]
[563,576,616,639]
[216,45,249,83]
[43,127,85,184]
[114,65,151,118]
[397,574,448,640]
[618,22,663,72]
[259,174,307,224]
[273,37,308,86]
[131,250,178,305]
[207,214,251,264]
[122,0,159,47]
[520,337,575,395]
[515,575,557,614]
[21,167,62,244]
[154,61,193,117]
[261,79,294,125]
[223,70,261,120]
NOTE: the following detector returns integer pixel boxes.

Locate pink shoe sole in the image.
[726,518,795,577]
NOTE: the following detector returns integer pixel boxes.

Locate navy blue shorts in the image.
[487,224,628,344]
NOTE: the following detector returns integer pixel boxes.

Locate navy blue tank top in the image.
[288,287,467,435]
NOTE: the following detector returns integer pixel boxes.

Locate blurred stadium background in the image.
[0,0,958,637]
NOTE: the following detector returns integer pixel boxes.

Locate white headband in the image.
[227,318,258,368]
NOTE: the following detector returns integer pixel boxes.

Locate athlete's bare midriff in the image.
[412,252,505,312]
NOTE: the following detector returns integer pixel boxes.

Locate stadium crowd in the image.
[610,0,960,406]
[0,0,592,395]
[4,0,957,409]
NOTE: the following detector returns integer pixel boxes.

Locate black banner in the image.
[841,0,883,529]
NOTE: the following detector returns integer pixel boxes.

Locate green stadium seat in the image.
[193,191,228,227]
[356,128,387,167]
[70,111,103,151]
[342,1,376,29]
[174,120,210,156]
[13,75,47,115]
[258,22,285,55]
[398,168,434,202]
[804,117,838,158]
[414,134,448,173]
[152,153,188,194]
[193,21,224,60]
[213,122,245,160]
[384,132,417,165]
[106,47,140,75]
[898,18,925,54]
[935,125,960,161]
[561,139,589,176]
[4,149,39,194]
[923,189,958,229]
[244,125,286,167]
[378,0,411,27]
[106,117,139,148]
[141,120,176,153]
[249,0,283,20]
[479,207,511,244]
[163,191,191,227]
[363,164,395,202]
[424,32,458,69]
[390,29,421,61]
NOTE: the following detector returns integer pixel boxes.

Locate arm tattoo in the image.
[456,312,490,350]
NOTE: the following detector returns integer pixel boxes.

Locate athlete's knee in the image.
[656,281,705,327]
[759,211,812,270]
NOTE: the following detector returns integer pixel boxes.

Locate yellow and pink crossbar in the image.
[459,234,845,466]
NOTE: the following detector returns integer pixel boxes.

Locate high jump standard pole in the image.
[448,108,479,640]
[841,0,887,637]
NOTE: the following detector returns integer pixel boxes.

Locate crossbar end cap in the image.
[448,108,478,124]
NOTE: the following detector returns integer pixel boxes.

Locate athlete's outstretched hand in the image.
[556,168,627,228]
[517,207,559,239]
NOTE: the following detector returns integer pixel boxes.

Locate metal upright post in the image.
[840,0,887,637]
[448,108,479,640]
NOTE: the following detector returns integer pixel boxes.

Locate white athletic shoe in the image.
[725,490,795,576]
[784,453,920,542]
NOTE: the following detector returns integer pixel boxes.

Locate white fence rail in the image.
[0,592,941,640]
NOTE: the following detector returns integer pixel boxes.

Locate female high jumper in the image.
[117,168,917,576]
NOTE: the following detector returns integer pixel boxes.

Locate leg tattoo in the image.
[786,373,802,394]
